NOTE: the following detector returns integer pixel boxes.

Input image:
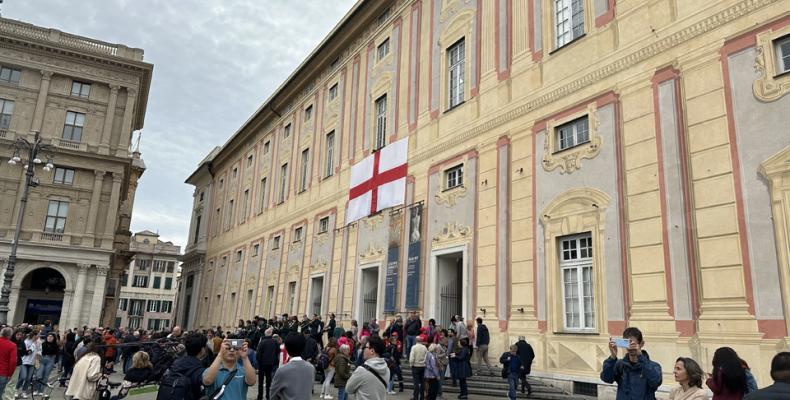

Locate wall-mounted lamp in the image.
[543,214,550,220]
[515,167,523,174]
[517,307,525,313]
[481,179,488,186]
[592,203,599,208]
[479,307,486,315]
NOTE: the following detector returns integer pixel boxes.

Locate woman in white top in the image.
[669,357,709,400]
[15,330,41,398]
[65,336,103,400]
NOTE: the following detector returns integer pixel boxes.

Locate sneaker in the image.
[387,391,396,395]
[21,393,28,399]
[324,396,333,399]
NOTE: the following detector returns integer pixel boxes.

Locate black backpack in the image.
[156,368,199,400]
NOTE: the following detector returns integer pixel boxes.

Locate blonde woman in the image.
[123,351,153,384]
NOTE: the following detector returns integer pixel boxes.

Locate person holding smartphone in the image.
[202,337,256,400]
[600,327,662,400]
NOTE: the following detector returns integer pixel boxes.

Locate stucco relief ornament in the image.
[358,243,384,262]
[315,232,329,245]
[289,240,304,252]
[440,0,474,23]
[311,257,328,271]
[753,30,790,102]
[542,105,602,174]
[432,222,471,243]
[434,185,467,207]
[363,213,384,230]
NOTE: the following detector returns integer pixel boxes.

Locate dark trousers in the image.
[459,378,468,398]
[426,378,439,400]
[411,367,425,400]
[257,365,276,400]
[519,369,532,394]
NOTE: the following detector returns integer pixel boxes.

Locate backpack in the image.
[318,350,330,371]
[156,369,197,400]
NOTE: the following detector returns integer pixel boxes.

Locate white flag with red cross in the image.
[346,137,409,225]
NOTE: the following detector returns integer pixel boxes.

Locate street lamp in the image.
[0,131,53,325]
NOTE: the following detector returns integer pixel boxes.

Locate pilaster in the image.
[88,265,109,327]
[69,264,90,328]
[30,70,53,133]
[116,88,137,157]
[99,85,120,155]
[103,174,123,246]
[85,170,105,236]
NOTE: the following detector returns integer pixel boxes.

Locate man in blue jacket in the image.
[600,327,662,400]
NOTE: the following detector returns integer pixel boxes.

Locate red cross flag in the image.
[346,137,409,225]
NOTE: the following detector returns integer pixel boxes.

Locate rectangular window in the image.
[232,167,238,178]
[263,141,270,154]
[164,277,173,290]
[121,274,128,286]
[129,300,145,316]
[272,235,281,250]
[299,149,309,193]
[288,282,296,315]
[166,261,175,273]
[375,95,387,150]
[448,39,465,108]
[377,38,390,60]
[219,179,224,189]
[445,164,464,189]
[236,250,243,262]
[325,131,335,178]
[132,275,148,288]
[253,244,260,257]
[319,217,329,234]
[226,199,234,229]
[0,98,14,130]
[242,189,249,221]
[559,233,594,330]
[62,111,85,142]
[258,177,267,213]
[555,116,590,152]
[278,163,288,204]
[247,154,253,168]
[265,286,275,316]
[555,0,584,48]
[0,66,20,84]
[153,260,165,272]
[153,276,161,289]
[136,259,150,271]
[328,84,338,101]
[776,35,790,74]
[44,200,68,233]
[162,301,172,313]
[283,124,291,138]
[53,168,75,185]
[70,81,91,98]
[186,275,194,289]
[304,105,313,121]
[118,298,128,311]
[148,300,160,313]
[293,227,303,242]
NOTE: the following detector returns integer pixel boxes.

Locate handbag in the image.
[199,368,238,400]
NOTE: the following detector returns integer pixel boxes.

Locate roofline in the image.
[207,0,380,166]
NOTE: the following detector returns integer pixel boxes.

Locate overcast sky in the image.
[4,0,357,249]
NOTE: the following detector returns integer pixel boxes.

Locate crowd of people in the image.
[0,318,786,400]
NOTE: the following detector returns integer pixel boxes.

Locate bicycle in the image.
[15,369,64,400]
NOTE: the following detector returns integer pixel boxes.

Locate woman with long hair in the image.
[123,351,152,383]
[706,347,747,400]
[669,357,707,400]
[65,336,103,400]
[15,330,41,397]
[34,333,58,394]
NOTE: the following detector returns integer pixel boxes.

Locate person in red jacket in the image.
[0,327,18,395]
[103,330,117,373]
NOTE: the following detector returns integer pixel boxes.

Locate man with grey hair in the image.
[0,327,16,395]
[515,336,535,395]
[256,327,279,400]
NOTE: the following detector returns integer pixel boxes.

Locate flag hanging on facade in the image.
[346,137,408,225]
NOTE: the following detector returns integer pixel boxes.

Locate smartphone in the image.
[229,339,244,349]
[613,338,631,348]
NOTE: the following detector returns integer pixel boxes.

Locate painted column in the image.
[88,266,109,326]
[85,170,105,235]
[99,85,120,154]
[115,88,137,157]
[60,289,74,329]
[104,173,123,237]
[30,70,53,133]
[70,264,90,327]
[496,137,511,330]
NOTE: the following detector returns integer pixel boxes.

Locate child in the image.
[500,345,522,400]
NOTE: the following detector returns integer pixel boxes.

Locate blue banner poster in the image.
[405,204,422,309]
[384,246,399,312]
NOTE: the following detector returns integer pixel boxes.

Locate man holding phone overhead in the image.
[600,327,662,400]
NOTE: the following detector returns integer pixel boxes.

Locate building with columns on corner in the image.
[114,231,179,331]
[0,17,152,328]
[178,0,790,397]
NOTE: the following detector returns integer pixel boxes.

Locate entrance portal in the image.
[309,276,324,316]
[19,268,65,325]
[436,252,463,327]
[359,267,379,323]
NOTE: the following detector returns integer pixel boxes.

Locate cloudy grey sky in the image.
[4,0,356,248]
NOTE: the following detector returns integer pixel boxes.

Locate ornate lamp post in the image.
[0,131,53,325]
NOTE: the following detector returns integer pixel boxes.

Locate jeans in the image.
[15,365,33,392]
[257,365,276,400]
[508,372,519,399]
[35,355,55,392]
[0,376,8,398]
[337,386,347,400]
[321,367,335,396]
[437,367,444,395]
[411,367,425,400]
[4,367,19,400]
[405,335,416,358]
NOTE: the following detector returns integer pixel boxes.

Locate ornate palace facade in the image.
[181,0,790,396]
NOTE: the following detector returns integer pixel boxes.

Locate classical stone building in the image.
[114,231,179,330]
[0,17,152,328]
[180,0,790,396]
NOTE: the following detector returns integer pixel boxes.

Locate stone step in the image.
[397,381,578,400]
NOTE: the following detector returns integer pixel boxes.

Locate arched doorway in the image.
[18,268,65,325]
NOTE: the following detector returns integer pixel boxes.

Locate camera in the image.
[229,339,244,349]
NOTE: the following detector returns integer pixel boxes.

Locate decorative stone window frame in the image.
[377,37,391,62]
[754,25,790,102]
[542,102,601,174]
[540,187,610,334]
[544,0,604,54]
[370,78,391,150]
[439,9,474,112]
[435,160,469,207]
[444,163,464,190]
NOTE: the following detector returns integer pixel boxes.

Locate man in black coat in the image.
[745,352,790,400]
[515,336,535,395]
[301,330,319,365]
[326,313,337,340]
[256,328,280,400]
